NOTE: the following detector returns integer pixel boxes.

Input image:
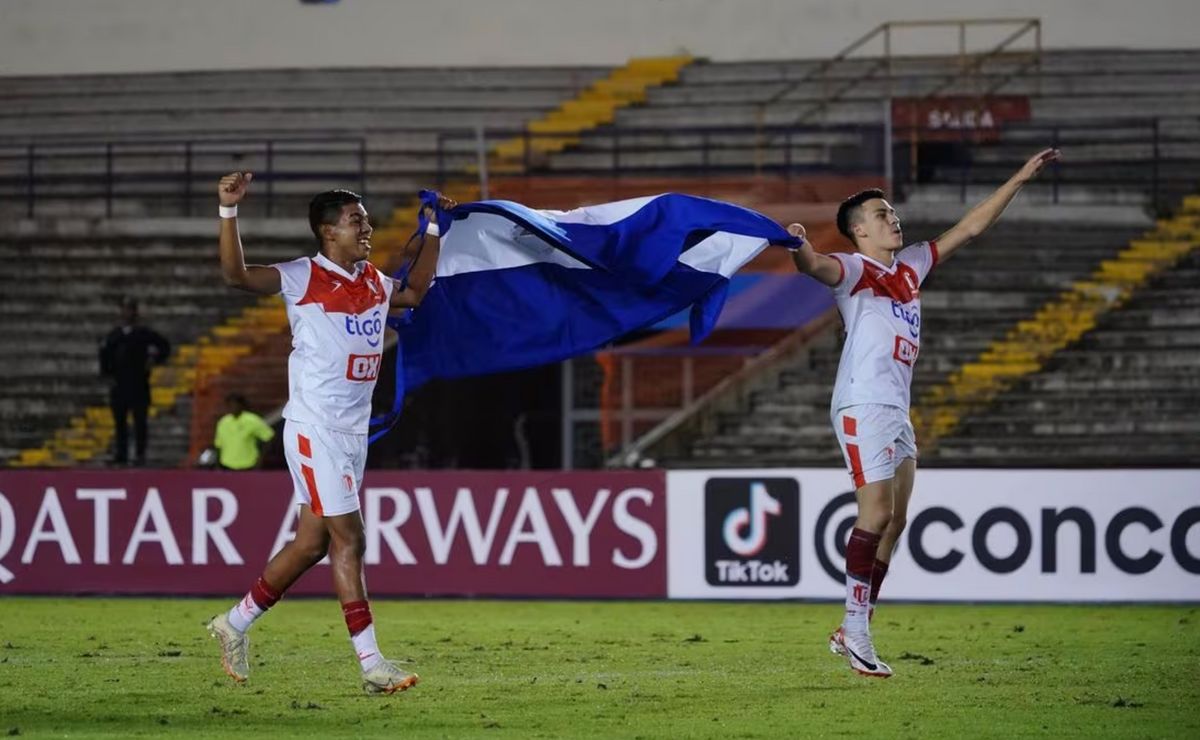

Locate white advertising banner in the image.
[667,469,1200,601]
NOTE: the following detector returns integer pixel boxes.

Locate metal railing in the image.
[560,347,764,470]
[3,116,1196,219]
[0,124,889,218]
[431,123,889,188]
[915,19,1042,100]
[594,316,842,470]
[892,117,1200,214]
[0,136,367,218]
[758,18,1042,127]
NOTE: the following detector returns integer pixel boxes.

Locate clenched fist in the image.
[218,172,254,207]
[422,191,458,220]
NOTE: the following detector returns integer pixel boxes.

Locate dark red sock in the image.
[870,559,890,604]
[250,577,282,611]
[845,528,882,583]
[342,600,373,637]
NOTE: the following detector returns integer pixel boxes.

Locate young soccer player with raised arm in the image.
[206,172,453,694]
[787,149,1060,677]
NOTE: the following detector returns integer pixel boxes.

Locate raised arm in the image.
[786,223,843,287]
[390,193,457,308]
[935,148,1061,261]
[218,172,282,295]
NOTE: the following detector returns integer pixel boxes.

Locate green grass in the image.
[0,598,1196,738]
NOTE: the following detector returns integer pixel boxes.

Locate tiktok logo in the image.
[705,478,800,587]
[722,483,782,557]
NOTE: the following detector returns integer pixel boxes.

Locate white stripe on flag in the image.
[678,232,770,278]
[543,196,659,226]
[437,212,590,279]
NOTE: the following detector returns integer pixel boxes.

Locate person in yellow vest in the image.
[213,394,275,470]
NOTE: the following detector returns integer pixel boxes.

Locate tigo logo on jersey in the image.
[704,478,799,586]
[891,300,921,337]
[345,310,384,348]
[893,336,919,366]
[346,353,382,381]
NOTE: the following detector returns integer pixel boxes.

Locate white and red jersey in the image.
[272,253,394,434]
[828,241,938,414]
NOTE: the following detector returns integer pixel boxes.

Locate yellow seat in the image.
[489,56,693,169]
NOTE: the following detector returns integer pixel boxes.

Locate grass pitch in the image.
[0,598,1196,738]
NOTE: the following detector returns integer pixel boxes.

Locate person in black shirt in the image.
[99,296,170,465]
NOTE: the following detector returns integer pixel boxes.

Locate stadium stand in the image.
[932,201,1200,466]
[543,48,1200,219]
[4,34,1199,468]
[0,67,608,140]
[0,60,697,219]
[1,60,687,467]
[633,220,1129,465]
[623,204,1199,468]
[557,49,1200,156]
[545,42,1200,468]
[0,225,310,466]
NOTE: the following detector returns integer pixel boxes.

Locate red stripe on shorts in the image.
[298,433,313,458]
[846,442,866,489]
[301,463,324,516]
[843,416,857,436]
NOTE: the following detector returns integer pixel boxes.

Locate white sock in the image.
[352,624,383,670]
[843,575,872,634]
[227,592,265,633]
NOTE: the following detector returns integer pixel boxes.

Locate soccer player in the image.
[786,149,1060,677]
[205,171,452,694]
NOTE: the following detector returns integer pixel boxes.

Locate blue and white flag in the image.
[370,192,801,441]
[404,193,800,386]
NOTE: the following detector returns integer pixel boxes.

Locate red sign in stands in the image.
[0,470,666,598]
[892,96,1031,142]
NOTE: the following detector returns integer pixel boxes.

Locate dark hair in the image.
[835,188,886,245]
[308,189,363,240]
[225,393,249,408]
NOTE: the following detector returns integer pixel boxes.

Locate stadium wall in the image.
[1,0,1198,75]
[2,469,1197,602]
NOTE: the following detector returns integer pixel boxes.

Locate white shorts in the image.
[282,419,367,517]
[832,404,918,488]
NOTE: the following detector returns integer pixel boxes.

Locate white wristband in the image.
[424,221,440,237]
[219,204,238,219]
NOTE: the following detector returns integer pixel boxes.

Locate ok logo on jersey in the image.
[346,353,382,382]
[893,336,919,366]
